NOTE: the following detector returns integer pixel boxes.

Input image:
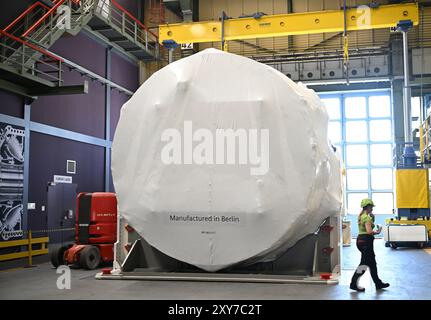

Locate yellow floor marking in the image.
[424,248,431,255]
[0,267,24,273]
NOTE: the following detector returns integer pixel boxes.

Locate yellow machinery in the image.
[385,168,431,248]
[395,169,429,213]
[384,16,431,248]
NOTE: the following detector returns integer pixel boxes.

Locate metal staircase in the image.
[88,0,160,60]
[0,0,160,97]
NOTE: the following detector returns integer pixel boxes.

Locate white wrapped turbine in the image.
[112,49,343,272]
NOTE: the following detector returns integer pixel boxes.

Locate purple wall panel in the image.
[30,33,107,137]
[28,132,105,231]
[110,90,131,193]
[31,68,106,138]
[0,90,24,118]
[50,33,106,76]
[111,51,139,92]
[110,89,130,140]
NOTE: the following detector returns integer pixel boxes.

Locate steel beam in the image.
[30,121,111,148]
[1,113,111,148]
[108,37,129,42]
[0,78,89,98]
[0,79,37,99]
[309,80,391,93]
[28,82,89,96]
[159,3,419,44]
[0,114,25,127]
[92,26,114,32]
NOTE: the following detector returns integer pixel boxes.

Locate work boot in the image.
[375,282,390,290]
[349,283,365,292]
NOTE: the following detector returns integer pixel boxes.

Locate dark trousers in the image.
[350,234,383,286]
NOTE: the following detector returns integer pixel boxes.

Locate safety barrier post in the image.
[26,230,34,267]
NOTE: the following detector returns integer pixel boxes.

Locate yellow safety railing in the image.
[0,231,49,265]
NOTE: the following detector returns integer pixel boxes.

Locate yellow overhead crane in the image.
[159,3,419,45]
[159,2,419,81]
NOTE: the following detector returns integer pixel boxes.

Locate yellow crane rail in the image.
[159,3,419,44]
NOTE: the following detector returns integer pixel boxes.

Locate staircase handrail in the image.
[4,2,50,33]
[0,29,64,63]
[110,0,158,40]
[22,0,67,37]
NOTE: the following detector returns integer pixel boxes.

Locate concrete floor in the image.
[0,239,430,300]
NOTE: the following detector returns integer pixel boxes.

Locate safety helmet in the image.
[360,198,375,208]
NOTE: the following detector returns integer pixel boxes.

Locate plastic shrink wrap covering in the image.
[112,49,343,272]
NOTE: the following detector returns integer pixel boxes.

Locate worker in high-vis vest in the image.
[350,199,390,291]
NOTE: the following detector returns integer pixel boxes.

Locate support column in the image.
[22,101,31,233]
[392,80,406,145]
[104,47,112,192]
[390,33,406,145]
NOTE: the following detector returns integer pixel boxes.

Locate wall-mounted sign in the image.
[54,175,72,184]
[181,43,193,50]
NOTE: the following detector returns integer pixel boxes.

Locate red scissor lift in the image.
[50,193,117,270]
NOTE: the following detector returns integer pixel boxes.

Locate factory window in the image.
[346,169,369,190]
[371,168,393,190]
[346,145,368,166]
[345,97,366,119]
[369,120,392,141]
[320,91,394,215]
[345,121,367,142]
[370,144,392,166]
[369,96,391,118]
